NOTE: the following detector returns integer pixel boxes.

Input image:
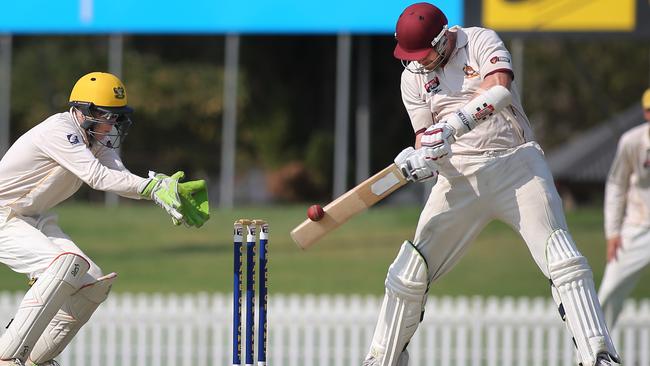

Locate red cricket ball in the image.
[307,204,325,221]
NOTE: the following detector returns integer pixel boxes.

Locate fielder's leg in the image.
[598,225,650,329]
[363,241,428,366]
[547,229,620,365]
[28,273,117,364]
[0,253,89,363]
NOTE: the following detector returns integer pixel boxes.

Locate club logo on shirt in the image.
[462,64,480,78]
[66,133,80,145]
[490,56,511,64]
[424,76,441,94]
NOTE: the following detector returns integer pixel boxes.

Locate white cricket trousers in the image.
[0,206,102,284]
[598,225,650,329]
[414,141,568,282]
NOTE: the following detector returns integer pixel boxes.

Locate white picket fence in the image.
[1,292,649,366]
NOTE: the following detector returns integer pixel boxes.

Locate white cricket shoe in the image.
[595,353,619,366]
[0,360,24,366]
[362,350,409,366]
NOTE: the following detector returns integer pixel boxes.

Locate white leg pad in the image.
[365,241,428,366]
[0,253,89,361]
[29,272,117,364]
[546,230,620,365]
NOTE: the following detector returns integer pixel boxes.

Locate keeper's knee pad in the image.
[546,230,620,365]
[365,241,428,366]
[30,272,117,364]
[0,253,90,361]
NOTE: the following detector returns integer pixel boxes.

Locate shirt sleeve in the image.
[472,28,514,80]
[93,145,127,171]
[36,126,148,199]
[93,146,145,199]
[400,69,433,134]
[604,136,632,238]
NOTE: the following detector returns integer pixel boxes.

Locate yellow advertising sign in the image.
[483,0,636,31]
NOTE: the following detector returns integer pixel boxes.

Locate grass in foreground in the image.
[0,202,647,299]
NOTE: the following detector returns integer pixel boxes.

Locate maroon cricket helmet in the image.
[394,3,448,61]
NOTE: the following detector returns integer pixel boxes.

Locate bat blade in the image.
[291,163,408,249]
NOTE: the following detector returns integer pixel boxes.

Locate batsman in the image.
[0,72,209,366]
[363,3,620,366]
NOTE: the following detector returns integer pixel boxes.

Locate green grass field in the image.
[0,202,648,299]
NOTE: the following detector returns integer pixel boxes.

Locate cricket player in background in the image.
[363,3,620,365]
[0,72,209,366]
[598,88,650,329]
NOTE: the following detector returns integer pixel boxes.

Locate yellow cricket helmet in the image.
[69,72,133,149]
[69,72,133,113]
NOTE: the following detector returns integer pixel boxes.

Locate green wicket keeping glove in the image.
[140,171,210,228]
[140,171,184,223]
[177,179,210,228]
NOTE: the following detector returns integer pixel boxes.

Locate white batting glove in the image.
[394,147,439,184]
[420,123,456,161]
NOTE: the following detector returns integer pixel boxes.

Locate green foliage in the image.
[11,36,108,133]
[517,38,650,149]
[303,131,334,188]
[120,50,235,177]
[6,35,650,201]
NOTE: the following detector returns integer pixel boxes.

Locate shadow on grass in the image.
[160,242,230,255]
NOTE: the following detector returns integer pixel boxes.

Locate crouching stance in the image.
[365,3,619,365]
[0,72,209,365]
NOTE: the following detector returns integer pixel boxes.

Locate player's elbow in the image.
[483,70,513,90]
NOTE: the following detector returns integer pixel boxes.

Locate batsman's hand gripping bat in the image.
[290,85,512,249]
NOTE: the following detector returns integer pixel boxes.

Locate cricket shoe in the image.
[595,353,619,366]
[0,360,24,366]
[27,361,59,366]
[362,350,409,366]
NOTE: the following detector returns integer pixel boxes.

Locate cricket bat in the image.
[290,163,408,249]
[289,85,513,250]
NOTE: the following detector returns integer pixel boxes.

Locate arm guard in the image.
[446,85,513,140]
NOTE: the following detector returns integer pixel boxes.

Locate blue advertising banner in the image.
[0,0,463,34]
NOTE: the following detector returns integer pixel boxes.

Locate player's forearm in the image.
[79,160,148,199]
[604,181,627,238]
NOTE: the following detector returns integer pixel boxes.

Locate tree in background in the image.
[6,35,650,202]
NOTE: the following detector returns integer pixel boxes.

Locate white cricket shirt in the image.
[605,122,650,237]
[0,111,148,216]
[400,26,534,155]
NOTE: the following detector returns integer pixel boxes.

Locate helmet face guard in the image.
[68,72,133,149]
[401,25,449,74]
[71,102,132,149]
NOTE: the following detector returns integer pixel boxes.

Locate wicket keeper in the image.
[0,72,209,366]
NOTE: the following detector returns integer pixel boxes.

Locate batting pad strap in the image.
[546,230,620,365]
[548,257,591,287]
[366,241,428,366]
[30,272,117,364]
[75,272,117,304]
[0,253,90,361]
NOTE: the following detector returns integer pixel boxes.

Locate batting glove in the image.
[394,147,439,184]
[420,123,456,161]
